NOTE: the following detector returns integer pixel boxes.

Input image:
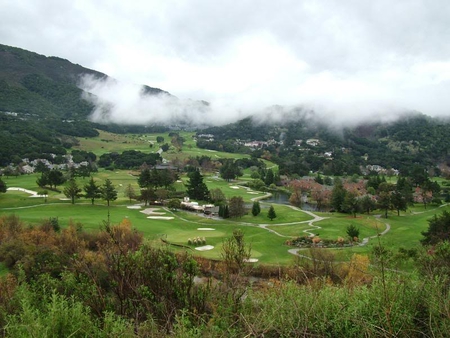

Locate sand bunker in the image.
[197,228,215,231]
[247,192,259,194]
[146,216,174,220]
[127,205,142,209]
[195,245,214,251]
[7,187,47,197]
[244,258,259,263]
[230,186,240,189]
[140,208,162,215]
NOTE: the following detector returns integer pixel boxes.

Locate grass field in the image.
[1,131,449,268]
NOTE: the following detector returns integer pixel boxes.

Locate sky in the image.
[1,0,450,125]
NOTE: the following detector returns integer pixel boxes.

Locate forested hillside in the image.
[198,112,450,176]
[0,44,170,165]
[1,43,450,174]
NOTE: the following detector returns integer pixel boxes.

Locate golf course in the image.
[0,131,448,268]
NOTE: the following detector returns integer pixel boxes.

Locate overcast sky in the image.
[2,0,450,124]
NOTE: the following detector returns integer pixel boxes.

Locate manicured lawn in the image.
[311,215,384,241]
[2,168,449,267]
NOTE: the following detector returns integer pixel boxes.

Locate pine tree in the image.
[223,205,230,219]
[84,177,101,205]
[63,178,82,204]
[186,169,209,201]
[265,169,274,186]
[251,201,261,216]
[268,205,277,221]
[0,178,7,193]
[101,179,117,206]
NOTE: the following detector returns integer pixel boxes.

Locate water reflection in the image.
[261,191,317,211]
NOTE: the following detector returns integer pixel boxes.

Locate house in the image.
[306,139,320,146]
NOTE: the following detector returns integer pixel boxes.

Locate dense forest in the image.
[198,113,450,177]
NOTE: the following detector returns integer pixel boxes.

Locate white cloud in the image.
[1,0,450,125]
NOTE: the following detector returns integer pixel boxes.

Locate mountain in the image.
[0,44,169,120]
[1,43,450,174]
[0,44,172,165]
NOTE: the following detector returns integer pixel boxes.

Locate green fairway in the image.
[1,130,449,268]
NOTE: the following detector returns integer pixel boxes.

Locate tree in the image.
[391,190,408,216]
[159,169,176,188]
[36,173,49,189]
[229,196,246,218]
[221,229,252,274]
[63,178,82,204]
[419,180,441,209]
[124,184,136,203]
[0,178,6,193]
[267,205,277,221]
[411,165,429,187]
[251,201,261,216]
[209,188,226,204]
[186,169,209,201]
[101,179,117,206]
[377,182,394,218]
[311,185,331,211]
[346,224,360,241]
[359,195,376,215]
[139,187,156,206]
[156,136,164,143]
[220,160,241,181]
[421,210,450,245]
[47,169,66,189]
[264,168,274,186]
[83,177,101,205]
[167,198,181,210]
[138,168,160,189]
[331,178,346,212]
[315,173,324,184]
[342,191,360,217]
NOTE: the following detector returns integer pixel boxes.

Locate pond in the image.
[261,191,318,211]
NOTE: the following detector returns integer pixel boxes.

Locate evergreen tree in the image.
[377,182,394,218]
[223,204,230,219]
[0,178,7,193]
[220,160,241,181]
[251,201,261,216]
[63,178,82,204]
[186,169,209,201]
[346,224,360,241]
[342,191,360,217]
[331,178,346,212]
[315,173,324,184]
[359,195,376,215]
[101,179,117,206]
[83,177,101,205]
[265,169,274,186]
[391,190,408,216]
[421,210,450,245]
[268,205,277,221]
[48,169,66,189]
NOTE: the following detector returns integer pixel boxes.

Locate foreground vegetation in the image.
[0,213,450,337]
